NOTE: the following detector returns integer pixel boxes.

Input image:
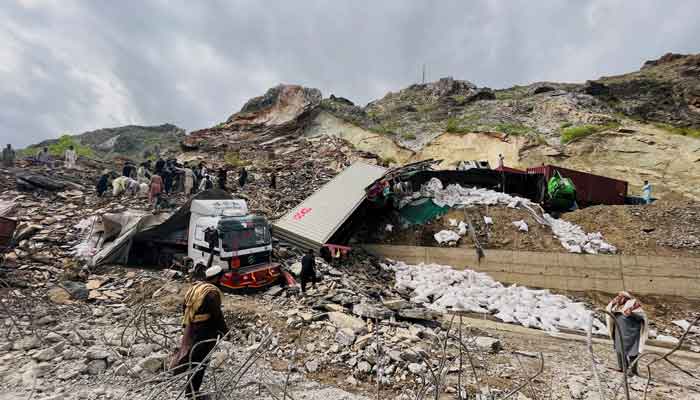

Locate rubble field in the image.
[1,143,699,400]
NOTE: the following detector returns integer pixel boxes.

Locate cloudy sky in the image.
[2,1,699,147]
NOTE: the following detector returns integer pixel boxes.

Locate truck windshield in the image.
[220,224,270,252]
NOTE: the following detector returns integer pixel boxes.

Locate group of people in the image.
[1,144,78,169]
[94,156,259,211]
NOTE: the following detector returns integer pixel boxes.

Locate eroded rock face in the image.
[233,84,322,126]
[184,84,323,150]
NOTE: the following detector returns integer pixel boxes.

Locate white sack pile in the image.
[421,178,616,254]
[391,261,608,334]
[434,230,461,244]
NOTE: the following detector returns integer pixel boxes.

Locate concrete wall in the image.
[362,245,700,299]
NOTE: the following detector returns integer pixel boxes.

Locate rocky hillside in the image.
[25,123,186,161]
[183,52,700,200]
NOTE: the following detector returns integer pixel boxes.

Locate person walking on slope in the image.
[171,265,228,399]
[1,144,15,167]
[300,249,317,294]
[642,180,652,204]
[64,145,77,169]
[238,166,248,189]
[270,171,277,190]
[606,291,648,376]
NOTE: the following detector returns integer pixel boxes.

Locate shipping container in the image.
[495,166,527,174]
[527,165,628,206]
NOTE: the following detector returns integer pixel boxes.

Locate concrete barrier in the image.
[361,244,700,298]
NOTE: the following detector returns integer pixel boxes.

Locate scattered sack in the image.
[512,220,529,232]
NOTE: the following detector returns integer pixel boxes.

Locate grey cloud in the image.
[1,0,699,147]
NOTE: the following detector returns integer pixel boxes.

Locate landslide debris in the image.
[564,200,700,257]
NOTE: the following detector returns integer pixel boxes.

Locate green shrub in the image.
[560,122,573,129]
[224,152,250,167]
[19,134,94,158]
[446,118,475,134]
[560,122,620,143]
[401,132,417,140]
[653,123,700,139]
[494,123,530,136]
[561,125,598,143]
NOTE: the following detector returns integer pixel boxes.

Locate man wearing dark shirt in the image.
[300,249,317,293]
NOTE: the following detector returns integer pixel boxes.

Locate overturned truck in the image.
[84,190,281,289]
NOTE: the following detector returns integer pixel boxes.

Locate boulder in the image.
[335,328,356,347]
[211,352,227,369]
[139,353,168,373]
[305,359,319,373]
[327,312,366,333]
[60,281,88,300]
[131,343,156,358]
[62,348,82,360]
[400,350,421,363]
[48,287,72,305]
[382,299,411,311]
[356,361,372,374]
[398,308,441,321]
[474,337,502,353]
[13,336,40,351]
[84,346,110,360]
[322,303,346,313]
[352,303,394,320]
[45,332,64,343]
[85,359,107,375]
[32,348,57,362]
[408,363,425,374]
[35,315,56,326]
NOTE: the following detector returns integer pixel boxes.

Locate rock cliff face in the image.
[184,53,700,199]
[183,85,322,150]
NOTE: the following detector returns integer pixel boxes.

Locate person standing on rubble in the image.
[199,175,214,191]
[137,162,151,184]
[171,265,228,399]
[122,161,136,178]
[606,291,648,376]
[163,163,174,193]
[36,147,51,167]
[149,173,164,207]
[183,165,195,195]
[217,168,228,190]
[270,171,277,190]
[238,166,248,189]
[642,180,652,204]
[96,170,110,197]
[64,145,77,169]
[2,144,15,167]
[497,153,505,169]
[155,157,165,175]
[300,249,317,294]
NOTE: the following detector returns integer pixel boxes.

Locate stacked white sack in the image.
[420,178,616,254]
[391,261,608,334]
